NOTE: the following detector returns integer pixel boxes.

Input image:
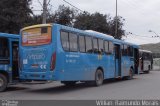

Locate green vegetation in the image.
[140,43,160,58]
[0,1,125,39]
[0,0,32,34]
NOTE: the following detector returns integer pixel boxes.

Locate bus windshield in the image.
[22,26,52,46]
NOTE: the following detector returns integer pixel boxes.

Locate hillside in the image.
[140,43,160,53]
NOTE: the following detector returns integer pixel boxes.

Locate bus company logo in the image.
[27,53,46,60]
[1,100,18,106]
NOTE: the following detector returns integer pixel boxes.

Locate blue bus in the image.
[0,33,19,91]
[19,24,139,86]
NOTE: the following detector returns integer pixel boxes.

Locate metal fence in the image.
[153,58,160,70]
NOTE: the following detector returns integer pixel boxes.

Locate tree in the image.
[110,16,125,39]
[74,12,125,39]
[53,5,77,26]
[0,0,32,34]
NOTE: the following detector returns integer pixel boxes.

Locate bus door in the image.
[12,41,19,80]
[114,44,121,77]
[134,48,139,74]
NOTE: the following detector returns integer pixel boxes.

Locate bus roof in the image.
[22,24,52,31]
[21,23,139,48]
[85,30,114,39]
[139,49,152,53]
[0,33,19,39]
[56,24,139,48]
[56,24,115,41]
[113,38,139,48]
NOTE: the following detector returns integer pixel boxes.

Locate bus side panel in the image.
[121,56,129,76]
[55,27,94,81]
[105,55,116,79]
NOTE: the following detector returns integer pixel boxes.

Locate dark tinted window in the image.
[0,37,10,64]
[143,52,152,60]
[61,31,69,51]
[41,27,48,33]
[115,45,120,59]
[128,46,133,56]
[93,38,98,53]
[79,35,85,52]
[98,39,104,53]
[13,42,19,61]
[123,45,128,56]
[69,33,78,52]
[85,36,93,53]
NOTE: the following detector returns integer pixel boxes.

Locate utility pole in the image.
[42,0,47,24]
[115,0,118,39]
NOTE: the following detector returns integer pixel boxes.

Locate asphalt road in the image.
[0,71,160,100]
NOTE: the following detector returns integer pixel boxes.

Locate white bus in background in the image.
[139,49,153,73]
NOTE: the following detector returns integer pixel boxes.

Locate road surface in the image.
[0,71,160,100]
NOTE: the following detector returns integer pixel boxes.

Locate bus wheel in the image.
[127,68,133,80]
[94,69,104,86]
[146,66,150,74]
[0,74,8,92]
[61,81,76,86]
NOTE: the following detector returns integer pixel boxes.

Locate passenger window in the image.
[0,37,10,64]
[85,36,93,53]
[104,41,109,54]
[93,38,98,53]
[129,46,133,57]
[69,33,78,52]
[61,31,69,51]
[123,45,128,56]
[79,35,85,52]
[98,39,104,53]
[109,41,113,54]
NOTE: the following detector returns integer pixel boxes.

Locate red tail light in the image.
[50,52,56,71]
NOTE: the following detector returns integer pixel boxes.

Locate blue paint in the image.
[0,33,19,83]
[19,24,139,81]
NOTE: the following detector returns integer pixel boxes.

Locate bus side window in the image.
[104,41,109,54]
[85,36,93,53]
[93,38,98,53]
[79,35,86,52]
[123,45,128,56]
[108,41,113,54]
[128,46,133,57]
[0,37,10,64]
[61,31,69,51]
[69,33,78,52]
[98,39,104,54]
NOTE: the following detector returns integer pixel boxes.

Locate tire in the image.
[61,81,76,86]
[146,66,150,74]
[0,74,8,92]
[94,69,104,86]
[126,68,133,80]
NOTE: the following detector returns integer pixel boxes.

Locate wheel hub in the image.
[96,72,103,83]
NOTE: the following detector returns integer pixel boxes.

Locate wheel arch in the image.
[0,71,9,83]
[97,66,104,77]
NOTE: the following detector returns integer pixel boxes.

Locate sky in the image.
[32,0,160,44]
